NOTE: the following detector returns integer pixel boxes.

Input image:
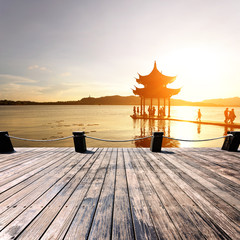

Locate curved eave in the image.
[137,70,177,86]
[161,75,177,84]
[133,87,181,98]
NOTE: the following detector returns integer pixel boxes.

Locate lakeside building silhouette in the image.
[133,61,181,117]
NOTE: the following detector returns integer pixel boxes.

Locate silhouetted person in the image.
[224,108,229,123]
[133,106,136,117]
[196,109,202,121]
[229,108,236,124]
[159,107,164,117]
[148,106,152,117]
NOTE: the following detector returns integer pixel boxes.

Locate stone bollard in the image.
[73,131,87,153]
[150,132,163,152]
[0,131,14,153]
[222,131,240,152]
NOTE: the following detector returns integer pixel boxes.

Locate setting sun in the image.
[168,46,226,101]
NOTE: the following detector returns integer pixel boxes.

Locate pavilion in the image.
[132,61,181,117]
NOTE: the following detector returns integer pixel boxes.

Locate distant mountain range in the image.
[202,97,240,106]
[1,96,240,106]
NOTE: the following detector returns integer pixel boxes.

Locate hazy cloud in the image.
[0,74,37,84]
[28,65,51,72]
[60,72,72,77]
[0,83,46,101]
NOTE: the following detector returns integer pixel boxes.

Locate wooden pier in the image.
[0,147,239,239]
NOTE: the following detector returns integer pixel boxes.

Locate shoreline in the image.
[1,104,240,107]
[1,95,240,107]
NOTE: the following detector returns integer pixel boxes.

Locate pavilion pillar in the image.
[163,98,166,116]
[143,98,145,116]
[168,97,171,117]
[150,98,153,116]
[157,98,160,117]
[140,97,143,115]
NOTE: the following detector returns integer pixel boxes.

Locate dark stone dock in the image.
[0,147,239,239]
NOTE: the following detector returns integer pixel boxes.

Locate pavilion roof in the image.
[133,86,181,98]
[136,61,177,87]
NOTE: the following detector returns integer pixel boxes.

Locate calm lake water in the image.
[0,105,239,148]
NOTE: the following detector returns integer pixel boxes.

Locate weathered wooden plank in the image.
[138,148,217,239]
[130,148,182,240]
[0,148,51,172]
[0,148,64,168]
[111,148,135,240]
[0,150,98,238]
[0,148,65,172]
[206,148,240,160]
[15,148,102,240]
[0,149,86,203]
[0,149,86,214]
[0,148,71,180]
[0,148,74,193]
[143,149,240,239]
[123,148,157,239]
[64,148,112,240]
[39,148,106,240]
[174,148,240,185]
[0,149,70,187]
[158,150,240,224]
[164,151,240,209]
[0,148,40,163]
[213,148,240,159]
[87,148,117,239]
[189,149,240,172]
[173,149,240,197]
[138,148,232,239]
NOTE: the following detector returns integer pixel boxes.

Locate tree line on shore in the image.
[1,95,240,106]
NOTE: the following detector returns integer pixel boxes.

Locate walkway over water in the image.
[0,147,240,239]
[131,115,240,128]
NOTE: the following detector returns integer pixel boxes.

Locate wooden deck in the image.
[0,147,239,239]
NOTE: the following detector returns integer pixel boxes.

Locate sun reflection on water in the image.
[0,105,239,148]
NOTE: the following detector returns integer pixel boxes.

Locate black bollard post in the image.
[73,131,86,153]
[0,131,14,153]
[150,132,163,152]
[222,131,240,152]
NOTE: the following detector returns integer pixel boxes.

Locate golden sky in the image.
[0,0,239,102]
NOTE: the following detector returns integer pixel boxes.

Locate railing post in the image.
[0,131,14,153]
[222,131,240,152]
[72,131,87,153]
[150,132,163,152]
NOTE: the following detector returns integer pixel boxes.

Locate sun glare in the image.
[169,47,223,101]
